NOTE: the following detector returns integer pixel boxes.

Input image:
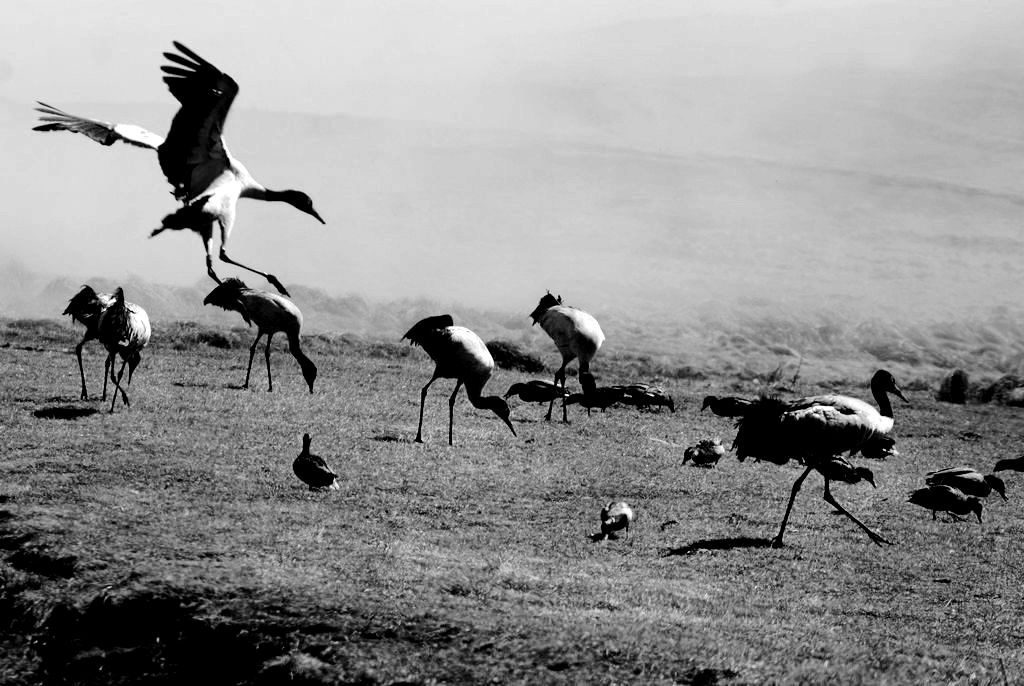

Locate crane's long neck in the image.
[872,386,894,419]
[288,331,317,393]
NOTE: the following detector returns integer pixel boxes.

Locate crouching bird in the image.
[683,438,726,467]
[909,484,983,523]
[600,501,635,540]
[926,466,1007,501]
[403,315,516,445]
[293,434,339,491]
[727,369,908,547]
[203,278,317,393]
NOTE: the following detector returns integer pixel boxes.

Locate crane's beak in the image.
[503,417,517,437]
[310,208,326,224]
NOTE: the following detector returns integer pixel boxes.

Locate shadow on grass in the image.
[33,406,99,420]
[662,536,773,556]
[372,434,408,443]
[173,381,213,389]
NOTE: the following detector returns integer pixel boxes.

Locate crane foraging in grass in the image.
[97,288,151,413]
[403,315,516,445]
[723,369,908,547]
[293,434,340,491]
[909,484,983,523]
[202,278,316,393]
[925,467,1007,501]
[33,41,325,296]
[529,292,605,423]
[63,285,115,400]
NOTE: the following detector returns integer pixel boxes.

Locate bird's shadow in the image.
[372,434,409,443]
[662,536,773,556]
[33,406,99,420]
[173,381,213,389]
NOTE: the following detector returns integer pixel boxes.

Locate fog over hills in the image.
[3,3,1024,356]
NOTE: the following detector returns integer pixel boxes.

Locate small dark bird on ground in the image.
[926,467,1007,501]
[614,384,675,412]
[909,484,982,523]
[504,380,568,405]
[293,434,339,491]
[994,455,1024,473]
[701,395,755,417]
[683,438,726,467]
[600,501,635,540]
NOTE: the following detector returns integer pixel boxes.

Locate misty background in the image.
[2,0,1024,370]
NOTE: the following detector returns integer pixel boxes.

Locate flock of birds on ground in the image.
[37,42,1024,548]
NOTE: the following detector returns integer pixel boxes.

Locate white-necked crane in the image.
[63,285,115,400]
[293,434,340,491]
[529,292,605,422]
[34,41,325,296]
[97,287,151,413]
[403,315,516,445]
[925,467,1007,501]
[203,278,316,393]
[723,369,908,547]
[600,501,635,540]
[909,484,983,523]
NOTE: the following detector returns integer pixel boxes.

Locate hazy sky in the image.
[3,1,1024,320]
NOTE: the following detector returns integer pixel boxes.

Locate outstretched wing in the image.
[157,41,239,201]
[33,102,164,149]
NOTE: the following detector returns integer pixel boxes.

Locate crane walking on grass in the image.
[403,314,516,445]
[203,278,317,393]
[97,288,151,413]
[34,41,325,296]
[63,285,115,400]
[719,369,908,547]
[529,292,605,423]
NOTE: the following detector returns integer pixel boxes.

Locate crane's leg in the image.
[245,333,263,389]
[823,481,892,546]
[219,231,290,296]
[102,354,111,401]
[546,365,566,421]
[75,339,89,400]
[201,234,223,286]
[110,357,130,413]
[264,332,275,392]
[416,374,438,443]
[772,465,814,548]
[448,380,464,446]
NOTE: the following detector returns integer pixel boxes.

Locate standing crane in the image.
[203,278,317,393]
[63,285,115,400]
[529,292,605,422]
[718,370,908,547]
[33,41,325,296]
[97,288,151,413]
[403,314,516,445]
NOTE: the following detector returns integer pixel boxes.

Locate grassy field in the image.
[2,316,1024,685]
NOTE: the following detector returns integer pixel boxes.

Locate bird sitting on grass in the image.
[614,384,675,412]
[293,434,339,491]
[63,285,115,400]
[682,438,726,467]
[504,380,568,406]
[926,467,1007,501]
[203,278,317,393]
[600,501,635,540]
[994,455,1024,473]
[908,484,983,523]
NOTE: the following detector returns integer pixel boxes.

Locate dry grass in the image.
[2,317,1024,684]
